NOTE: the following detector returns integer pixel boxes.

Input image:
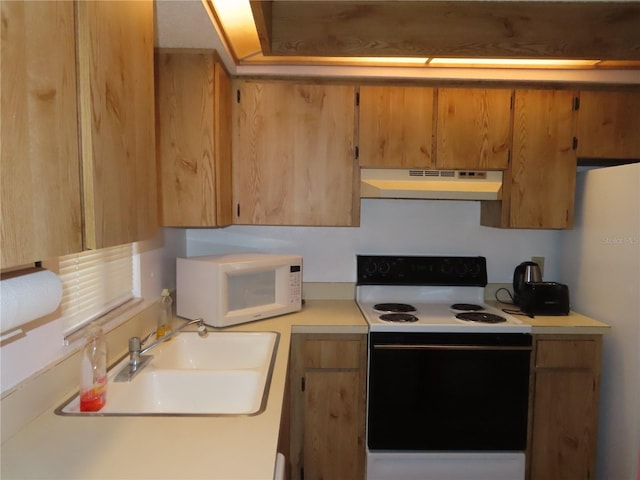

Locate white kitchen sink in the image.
[56,331,279,416]
[150,331,277,370]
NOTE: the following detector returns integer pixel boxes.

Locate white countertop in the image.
[489,301,611,335]
[0,296,608,479]
[0,300,367,480]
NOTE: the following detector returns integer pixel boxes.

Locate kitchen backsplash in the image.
[2,199,559,404]
[187,199,562,283]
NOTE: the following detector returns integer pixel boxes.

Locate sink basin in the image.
[102,370,264,414]
[151,331,276,370]
[56,331,279,416]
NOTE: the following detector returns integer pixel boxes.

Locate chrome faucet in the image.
[114,318,208,382]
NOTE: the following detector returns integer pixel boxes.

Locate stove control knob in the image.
[455,263,468,276]
[468,262,481,277]
[378,261,391,275]
[364,260,378,275]
[440,260,453,274]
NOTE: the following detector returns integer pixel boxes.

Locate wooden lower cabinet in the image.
[528,335,602,480]
[289,333,367,480]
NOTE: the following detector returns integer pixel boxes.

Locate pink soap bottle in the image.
[79,323,107,412]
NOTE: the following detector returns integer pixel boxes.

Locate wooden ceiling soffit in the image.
[249,1,640,60]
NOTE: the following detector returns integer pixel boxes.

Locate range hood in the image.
[360,169,503,200]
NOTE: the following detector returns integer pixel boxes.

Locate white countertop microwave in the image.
[176,253,303,328]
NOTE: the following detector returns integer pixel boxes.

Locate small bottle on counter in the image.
[79,323,107,412]
[156,288,173,339]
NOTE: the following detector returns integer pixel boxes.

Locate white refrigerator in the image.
[559,162,640,480]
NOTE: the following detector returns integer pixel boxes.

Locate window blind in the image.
[59,244,134,337]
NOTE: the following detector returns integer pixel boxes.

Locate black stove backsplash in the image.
[356,255,488,286]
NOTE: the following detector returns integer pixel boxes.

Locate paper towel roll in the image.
[0,270,63,333]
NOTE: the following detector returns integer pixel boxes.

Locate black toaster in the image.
[518,282,570,316]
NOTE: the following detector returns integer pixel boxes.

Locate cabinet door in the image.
[1,0,82,268]
[76,0,157,249]
[233,81,358,226]
[481,89,577,229]
[156,51,232,227]
[290,334,367,480]
[359,85,434,168]
[436,88,512,170]
[529,336,602,480]
[576,91,640,160]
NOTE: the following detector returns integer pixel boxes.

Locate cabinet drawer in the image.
[302,339,363,369]
[535,339,597,368]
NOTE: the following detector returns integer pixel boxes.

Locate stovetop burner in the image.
[450,303,484,312]
[379,313,419,323]
[374,303,416,313]
[455,312,507,324]
[356,255,531,333]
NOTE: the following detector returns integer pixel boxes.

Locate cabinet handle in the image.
[573,97,580,111]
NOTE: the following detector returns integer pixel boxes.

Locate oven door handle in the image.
[372,344,532,351]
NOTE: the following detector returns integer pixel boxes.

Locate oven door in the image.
[368,332,532,451]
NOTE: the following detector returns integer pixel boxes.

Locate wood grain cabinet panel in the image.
[359,85,435,168]
[290,334,367,480]
[481,89,577,229]
[155,50,232,227]
[1,0,82,268]
[233,80,359,226]
[436,88,512,170]
[528,335,602,480]
[576,91,640,160]
[2,0,157,268]
[77,0,157,249]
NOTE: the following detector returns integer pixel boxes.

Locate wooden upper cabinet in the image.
[481,89,577,229]
[1,0,82,268]
[156,50,232,227]
[436,88,512,170]
[233,80,359,226]
[358,86,434,168]
[576,91,640,160]
[76,0,157,249]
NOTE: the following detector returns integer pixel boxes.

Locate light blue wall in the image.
[187,199,563,283]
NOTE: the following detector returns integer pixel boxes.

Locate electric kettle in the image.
[513,261,543,305]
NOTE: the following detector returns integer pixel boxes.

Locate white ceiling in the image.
[154,0,238,70]
[155,1,217,49]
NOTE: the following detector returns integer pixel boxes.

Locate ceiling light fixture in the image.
[207,0,261,60]
[206,0,606,69]
[428,58,601,68]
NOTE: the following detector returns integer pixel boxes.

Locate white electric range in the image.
[356,255,532,480]
[357,284,530,333]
